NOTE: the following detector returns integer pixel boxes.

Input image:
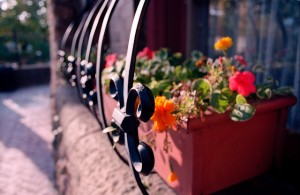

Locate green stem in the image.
[169,160,174,172]
[222,50,227,58]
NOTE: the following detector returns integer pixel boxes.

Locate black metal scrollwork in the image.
[57,2,93,75]
[97,0,154,194]
[58,0,154,194]
[76,0,107,106]
[110,81,155,175]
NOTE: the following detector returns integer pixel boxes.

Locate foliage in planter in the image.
[102,37,294,182]
[103,37,293,123]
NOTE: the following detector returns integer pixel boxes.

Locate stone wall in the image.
[47,0,84,113]
[53,78,176,194]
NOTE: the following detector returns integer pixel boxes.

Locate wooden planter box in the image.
[103,91,297,195]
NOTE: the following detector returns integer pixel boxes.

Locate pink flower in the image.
[229,71,256,97]
[105,54,117,68]
[234,55,247,67]
[137,47,155,59]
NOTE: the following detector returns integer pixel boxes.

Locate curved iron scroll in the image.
[80,0,130,166]
[64,11,89,85]
[96,0,154,194]
[59,0,155,194]
[59,2,93,52]
[75,0,107,105]
[57,3,92,82]
[96,0,119,128]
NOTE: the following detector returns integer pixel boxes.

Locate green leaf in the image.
[173,52,182,59]
[159,49,168,60]
[256,87,272,99]
[157,80,171,90]
[221,88,235,103]
[230,103,256,122]
[149,79,171,97]
[236,94,247,104]
[192,79,212,99]
[103,126,117,133]
[191,51,202,60]
[174,66,189,81]
[211,93,229,113]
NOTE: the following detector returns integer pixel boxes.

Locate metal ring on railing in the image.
[98,0,153,194]
[85,0,131,166]
[119,0,153,193]
[58,0,154,194]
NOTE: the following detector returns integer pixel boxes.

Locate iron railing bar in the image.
[85,0,110,62]
[125,134,149,195]
[75,0,108,102]
[60,3,92,51]
[60,22,75,52]
[96,0,119,128]
[91,105,129,166]
[90,0,129,168]
[76,0,105,65]
[70,13,89,57]
[123,0,151,194]
[123,0,150,105]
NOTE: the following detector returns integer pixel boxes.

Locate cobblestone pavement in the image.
[0,85,57,195]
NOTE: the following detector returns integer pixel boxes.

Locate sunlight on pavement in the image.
[0,85,57,195]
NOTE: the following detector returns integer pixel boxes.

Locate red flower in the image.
[219,56,223,64]
[105,54,117,68]
[137,47,155,59]
[229,71,256,97]
[234,55,247,67]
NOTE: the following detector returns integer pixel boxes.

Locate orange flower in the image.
[151,96,176,132]
[167,171,178,182]
[214,37,233,51]
[195,56,207,67]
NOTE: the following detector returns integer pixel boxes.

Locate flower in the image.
[214,37,233,51]
[195,56,207,67]
[103,41,291,131]
[101,42,294,187]
[137,47,155,59]
[151,96,176,132]
[229,71,256,97]
[105,54,117,68]
[167,171,178,183]
[234,55,247,66]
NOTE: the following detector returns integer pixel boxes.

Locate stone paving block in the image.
[0,85,57,195]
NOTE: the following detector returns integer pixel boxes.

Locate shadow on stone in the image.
[0,86,54,182]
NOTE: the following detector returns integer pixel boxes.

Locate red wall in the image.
[145,0,187,54]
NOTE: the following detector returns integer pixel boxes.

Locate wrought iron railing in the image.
[57,0,154,194]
